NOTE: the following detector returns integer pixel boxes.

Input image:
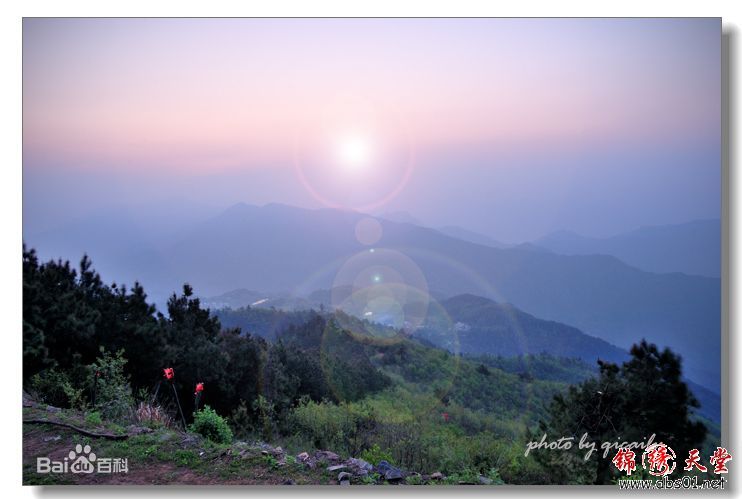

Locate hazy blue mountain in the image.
[416,293,629,365]
[23,212,170,295]
[436,226,510,249]
[161,203,719,392]
[534,219,720,278]
[201,289,271,310]
[202,288,323,311]
[685,379,721,424]
[24,202,721,392]
[23,198,220,306]
[378,211,425,226]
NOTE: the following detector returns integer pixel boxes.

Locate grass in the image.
[22,407,334,485]
[23,465,76,486]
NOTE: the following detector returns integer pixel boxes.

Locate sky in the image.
[23,18,721,242]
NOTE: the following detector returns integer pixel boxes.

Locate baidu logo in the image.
[37,443,128,474]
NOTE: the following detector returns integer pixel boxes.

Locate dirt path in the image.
[23,423,327,485]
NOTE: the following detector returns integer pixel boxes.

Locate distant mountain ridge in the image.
[534,219,720,278]
[436,226,510,249]
[25,202,722,392]
[417,293,629,365]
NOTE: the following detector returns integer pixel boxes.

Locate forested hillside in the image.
[23,247,715,484]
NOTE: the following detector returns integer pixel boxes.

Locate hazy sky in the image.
[23,18,720,242]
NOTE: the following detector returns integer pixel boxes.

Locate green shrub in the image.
[288,399,377,457]
[361,473,381,485]
[443,468,481,485]
[252,395,276,442]
[29,368,84,409]
[405,474,423,485]
[85,411,102,426]
[229,400,254,439]
[190,405,233,444]
[360,443,394,466]
[89,349,134,421]
[486,468,505,485]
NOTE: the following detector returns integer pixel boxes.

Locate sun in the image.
[336,135,372,169]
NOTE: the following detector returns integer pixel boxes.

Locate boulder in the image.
[260,444,284,457]
[180,434,201,448]
[315,450,341,463]
[375,460,403,481]
[327,464,347,472]
[347,457,373,472]
[479,475,493,485]
[22,391,37,408]
[430,471,445,480]
[338,471,352,482]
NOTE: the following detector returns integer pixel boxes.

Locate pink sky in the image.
[24,18,719,173]
[23,18,721,241]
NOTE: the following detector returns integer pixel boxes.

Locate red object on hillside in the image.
[195,382,204,394]
[442,412,449,422]
[163,367,174,380]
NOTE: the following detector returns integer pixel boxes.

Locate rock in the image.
[338,471,351,485]
[315,450,341,463]
[43,435,61,442]
[297,452,310,461]
[22,392,36,408]
[430,471,445,480]
[344,458,371,477]
[479,475,493,485]
[375,460,403,481]
[261,448,283,457]
[126,425,153,435]
[181,434,201,447]
[260,444,284,457]
[327,464,347,472]
[347,457,373,472]
[46,405,61,413]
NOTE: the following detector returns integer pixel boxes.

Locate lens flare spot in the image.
[355,217,383,246]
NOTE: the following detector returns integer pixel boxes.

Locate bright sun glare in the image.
[336,135,371,169]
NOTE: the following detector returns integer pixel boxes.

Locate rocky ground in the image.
[23,397,494,486]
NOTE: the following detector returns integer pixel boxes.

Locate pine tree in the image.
[536,340,707,484]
